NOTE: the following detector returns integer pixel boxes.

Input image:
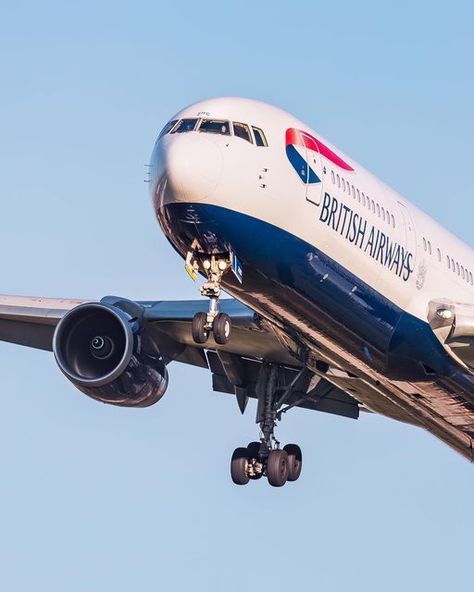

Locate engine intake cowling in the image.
[53,302,168,407]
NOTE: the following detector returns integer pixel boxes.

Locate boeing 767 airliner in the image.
[1,97,473,487]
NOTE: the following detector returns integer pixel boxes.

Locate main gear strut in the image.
[231,363,307,487]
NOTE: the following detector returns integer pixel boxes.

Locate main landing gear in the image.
[230,363,304,488]
[190,254,232,346]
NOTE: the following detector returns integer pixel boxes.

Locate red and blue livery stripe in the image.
[285,128,354,184]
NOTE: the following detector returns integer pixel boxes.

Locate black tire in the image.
[246,441,261,459]
[266,449,289,487]
[230,447,250,485]
[284,444,302,482]
[247,441,263,480]
[192,312,209,344]
[213,313,231,345]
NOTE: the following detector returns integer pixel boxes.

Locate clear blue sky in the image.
[0,1,473,590]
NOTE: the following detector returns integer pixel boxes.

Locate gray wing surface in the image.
[0,295,89,351]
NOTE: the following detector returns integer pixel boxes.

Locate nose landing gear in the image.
[230,363,306,488]
[189,253,233,345]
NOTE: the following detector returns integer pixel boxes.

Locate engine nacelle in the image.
[53,302,168,407]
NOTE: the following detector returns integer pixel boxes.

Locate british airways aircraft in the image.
[1,97,474,487]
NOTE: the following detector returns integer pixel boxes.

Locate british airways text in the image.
[319,192,414,281]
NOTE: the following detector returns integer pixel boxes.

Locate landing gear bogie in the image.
[230,442,302,487]
[230,363,305,487]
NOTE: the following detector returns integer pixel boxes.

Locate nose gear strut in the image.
[189,252,232,345]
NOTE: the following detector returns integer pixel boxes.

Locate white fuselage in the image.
[150,97,474,324]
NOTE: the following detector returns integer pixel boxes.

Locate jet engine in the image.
[53,302,168,407]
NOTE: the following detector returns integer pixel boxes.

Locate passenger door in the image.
[302,131,324,207]
[397,201,417,266]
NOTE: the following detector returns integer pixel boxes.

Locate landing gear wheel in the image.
[266,449,289,487]
[192,312,209,344]
[230,447,250,485]
[284,444,302,482]
[247,441,263,480]
[246,441,261,459]
[213,312,231,345]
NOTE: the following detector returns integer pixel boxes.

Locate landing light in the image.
[437,308,453,320]
[203,259,211,270]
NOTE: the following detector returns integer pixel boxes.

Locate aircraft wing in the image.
[3,293,474,460]
[0,294,361,420]
[0,295,89,351]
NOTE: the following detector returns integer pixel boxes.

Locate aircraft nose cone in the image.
[153,134,223,204]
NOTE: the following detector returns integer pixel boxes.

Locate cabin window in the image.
[428,241,432,255]
[381,207,386,222]
[372,200,375,214]
[331,171,335,184]
[447,256,451,269]
[356,189,360,201]
[423,238,427,251]
[391,214,396,228]
[352,185,356,199]
[172,118,199,133]
[252,126,268,147]
[437,248,441,262]
[233,122,252,143]
[158,119,178,139]
[470,272,473,285]
[342,178,346,192]
[337,174,340,188]
[376,203,381,217]
[461,266,465,280]
[456,262,460,275]
[451,258,455,272]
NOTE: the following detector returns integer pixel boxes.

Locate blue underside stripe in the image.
[160,202,474,395]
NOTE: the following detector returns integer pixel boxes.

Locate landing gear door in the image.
[303,131,324,207]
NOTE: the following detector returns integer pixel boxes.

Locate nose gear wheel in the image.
[189,253,233,345]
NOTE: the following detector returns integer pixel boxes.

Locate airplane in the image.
[1,96,473,488]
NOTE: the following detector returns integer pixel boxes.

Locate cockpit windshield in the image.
[233,122,252,143]
[199,119,231,135]
[172,118,199,133]
[159,117,268,146]
[158,119,178,139]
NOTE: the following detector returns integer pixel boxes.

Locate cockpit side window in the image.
[233,122,252,143]
[158,119,178,139]
[199,119,231,135]
[172,118,199,133]
[252,126,268,147]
